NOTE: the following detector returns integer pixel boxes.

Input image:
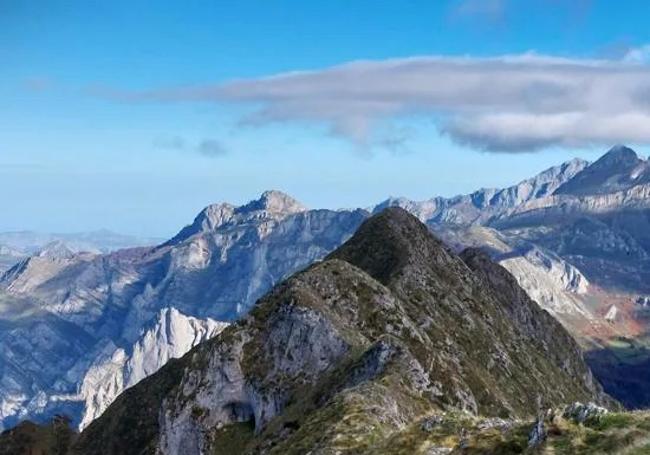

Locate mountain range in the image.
[0,230,163,274]
[1,145,650,434]
[2,207,617,454]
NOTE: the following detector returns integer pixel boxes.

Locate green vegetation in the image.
[377,409,650,455]
[0,416,76,455]
[211,421,255,455]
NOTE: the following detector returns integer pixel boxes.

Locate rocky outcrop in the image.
[562,402,609,424]
[433,225,593,323]
[496,246,592,319]
[0,299,223,432]
[77,307,227,429]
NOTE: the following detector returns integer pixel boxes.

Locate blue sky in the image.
[2,0,650,237]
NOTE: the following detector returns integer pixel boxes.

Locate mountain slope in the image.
[72,208,612,455]
[373,146,650,408]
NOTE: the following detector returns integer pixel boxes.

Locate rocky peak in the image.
[238,190,307,215]
[597,144,640,166]
[36,241,76,260]
[532,157,590,188]
[166,191,307,245]
[328,207,451,285]
[554,145,648,196]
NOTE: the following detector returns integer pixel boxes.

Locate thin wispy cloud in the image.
[450,0,507,23]
[196,139,227,157]
[153,135,227,157]
[448,0,591,29]
[111,51,650,153]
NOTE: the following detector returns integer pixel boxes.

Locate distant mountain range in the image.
[0,230,163,273]
[1,145,649,432]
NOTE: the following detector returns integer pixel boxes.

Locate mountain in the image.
[374,156,588,225]
[0,245,24,275]
[381,145,650,408]
[63,208,611,454]
[554,145,650,196]
[488,150,650,296]
[432,225,594,323]
[0,191,367,431]
[1,145,649,433]
[0,230,163,274]
[0,230,163,255]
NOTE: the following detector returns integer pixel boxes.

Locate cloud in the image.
[112,52,650,152]
[623,45,650,64]
[153,135,227,157]
[196,139,227,157]
[450,0,507,23]
[448,0,591,29]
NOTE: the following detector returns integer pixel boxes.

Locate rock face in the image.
[0,191,367,430]
[485,148,650,296]
[432,225,592,322]
[72,208,612,455]
[77,308,227,429]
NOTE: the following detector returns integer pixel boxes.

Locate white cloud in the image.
[623,45,650,64]
[450,0,507,22]
[113,52,650,152]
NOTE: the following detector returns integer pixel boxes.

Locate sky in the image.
[3,0,650,237]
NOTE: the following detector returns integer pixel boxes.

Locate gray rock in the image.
[528,416,546,447]
[563,402,609,424]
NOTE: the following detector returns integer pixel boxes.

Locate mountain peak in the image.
[329,207,448,284]
[553,145,647,196]
[597,145,640,165]
[166,191,308,245]
[240,190,307,214]
[36,240,75,260]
